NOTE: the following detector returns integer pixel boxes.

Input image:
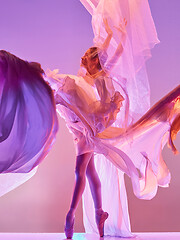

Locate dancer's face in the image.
[81,49,100,74]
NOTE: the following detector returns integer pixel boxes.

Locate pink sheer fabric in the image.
[0,50,58,197]
[79,0,160,236]
[46,0,179,237]
[47,68,179,236]
[0,2,179,237]
[80,0,160,121]
[0,1,178,237]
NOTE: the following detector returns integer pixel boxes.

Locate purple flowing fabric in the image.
[0,50,58,196]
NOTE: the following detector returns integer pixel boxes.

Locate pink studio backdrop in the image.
[0,0,179,233]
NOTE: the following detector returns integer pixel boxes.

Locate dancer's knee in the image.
[75,164,86,178]
[75,153,92,178]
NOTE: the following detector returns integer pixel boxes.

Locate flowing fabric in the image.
[79,0,160,236]
[80,0,160,121]
[46,70,180,236]
[0,50,58,197]
[0,0,179,237]
[46,0,180,237]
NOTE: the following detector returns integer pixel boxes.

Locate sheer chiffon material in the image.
[79,0,161,236]
[0,0,179,237]
[46,69,180,236]
[81,0,160,122]
[0,50,58,196]
[47,0,179,236]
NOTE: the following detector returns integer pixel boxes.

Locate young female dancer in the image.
[0,1,179,239]
[46,13,180,237]
[54,19,127,238]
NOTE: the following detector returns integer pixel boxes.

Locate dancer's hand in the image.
[103,18,113,36]
[114,18,127,34]
[111,91,124,111]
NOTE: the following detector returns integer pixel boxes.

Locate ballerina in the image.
[46,14,180,238]
[46,1,180,237]
[47,18,128,238]
[0,0,179,238]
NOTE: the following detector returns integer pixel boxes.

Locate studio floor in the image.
[0,232,179,240]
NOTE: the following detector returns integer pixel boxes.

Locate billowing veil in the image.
[0,1,179,236]
[79,0,170,237]
[0,51,58,197]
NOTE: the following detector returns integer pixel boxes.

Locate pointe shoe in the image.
[64,218,74,239]
[96,211,109,237]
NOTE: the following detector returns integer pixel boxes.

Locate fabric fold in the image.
[0,50,58,196]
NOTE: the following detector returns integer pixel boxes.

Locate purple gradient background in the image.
[0,0,179,233]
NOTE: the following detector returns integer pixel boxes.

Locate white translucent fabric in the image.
[79,0,160,237]
[46,1,179,237]
[80,0,159,121]
[46,69,180,236]
[83,156,132,237]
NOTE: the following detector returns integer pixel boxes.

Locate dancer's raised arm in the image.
[101,18,113,51]
[105,18,127,71]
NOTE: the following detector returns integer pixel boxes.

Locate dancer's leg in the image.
[86,154,102,209]
[66,152,93,228]
[86,154,109,237]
